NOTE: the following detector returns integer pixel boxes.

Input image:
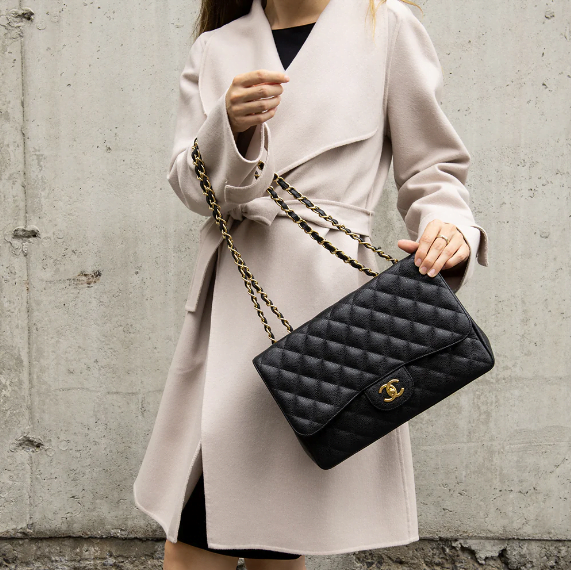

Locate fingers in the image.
[236,69,290,88]
[228,99,280,132]
[241,82,284,103]
[414,220,470,277]
[397,239,420,254]
[227,69,289,134]
[414,219,445,263]
[441,245,470,271]
[421,231,466,276]
[234,85,283,116]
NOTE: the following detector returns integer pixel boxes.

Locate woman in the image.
[133,0,489,568]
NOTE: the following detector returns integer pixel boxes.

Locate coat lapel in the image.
[198,0,389,175]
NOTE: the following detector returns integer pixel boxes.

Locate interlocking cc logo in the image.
[378,378,404,402]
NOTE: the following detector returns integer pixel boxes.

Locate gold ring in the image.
[436,234,450,246]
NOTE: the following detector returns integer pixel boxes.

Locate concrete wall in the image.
[1,0,569,566]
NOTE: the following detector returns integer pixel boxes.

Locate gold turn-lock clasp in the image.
[378,378,404,402]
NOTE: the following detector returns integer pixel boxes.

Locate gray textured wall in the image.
[1,0,569,558]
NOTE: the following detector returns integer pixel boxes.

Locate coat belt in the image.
[186,196,375,312]
[224,195,374,236]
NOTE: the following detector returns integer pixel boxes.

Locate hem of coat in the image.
[134,480,420,552]
[169,440,204,543]
[133,441,204,544]
[132,482,171,541]
[201,534,420,556]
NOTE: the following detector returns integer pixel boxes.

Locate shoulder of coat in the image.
[195,29,216,49]
[382,0,427,45]
[384,0,420,24]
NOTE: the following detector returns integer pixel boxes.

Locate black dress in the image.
[176,21,316,561]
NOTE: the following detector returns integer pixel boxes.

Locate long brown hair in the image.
[192,0,423,41]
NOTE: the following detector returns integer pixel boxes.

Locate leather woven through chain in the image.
[190,138,495,470]
[191,139,293,342]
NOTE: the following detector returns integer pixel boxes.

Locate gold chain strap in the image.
[191,140,293,343]
[258,163,399,274]
[190,138,398,343]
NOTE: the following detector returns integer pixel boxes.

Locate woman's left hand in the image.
[397,219,470,278]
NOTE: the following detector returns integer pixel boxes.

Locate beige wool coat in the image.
[133,0,489,555]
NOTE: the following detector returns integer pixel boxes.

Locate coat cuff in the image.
[223,118,275,207]
[415,213,489,293]
[194,89,275,207]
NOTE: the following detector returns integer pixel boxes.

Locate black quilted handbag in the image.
[191,139,495,470]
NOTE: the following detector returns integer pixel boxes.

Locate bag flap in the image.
[252,253,472,437]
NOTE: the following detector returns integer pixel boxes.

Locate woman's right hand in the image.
[226,70,289,136]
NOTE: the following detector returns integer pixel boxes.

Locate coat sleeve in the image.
[167,31,276,218]
[385,6,489,293]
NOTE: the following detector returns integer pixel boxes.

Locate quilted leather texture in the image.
[252,253,495,470]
